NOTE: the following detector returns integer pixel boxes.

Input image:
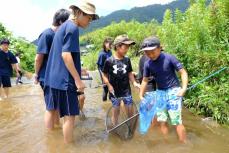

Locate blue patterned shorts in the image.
[156,87,183,125]
[111,95,133,107]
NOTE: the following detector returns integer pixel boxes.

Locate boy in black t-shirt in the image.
[102,35,140,125]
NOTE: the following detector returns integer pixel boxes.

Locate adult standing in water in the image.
[44,1,99,143]
[34,9,70,129]
[0,39,19,100]
[97,37,113,101]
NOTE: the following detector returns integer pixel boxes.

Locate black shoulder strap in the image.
[123,56,129,64]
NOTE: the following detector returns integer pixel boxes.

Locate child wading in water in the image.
[35,8,70,130]
[44,1,99,143]
[102,35,140,126]
[0,39,19,100]
[139,36,188,143]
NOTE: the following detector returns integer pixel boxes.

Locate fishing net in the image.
[105,100,139,140]
[139,90,168,134]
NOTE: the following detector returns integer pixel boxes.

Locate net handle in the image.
[107,113,139,133]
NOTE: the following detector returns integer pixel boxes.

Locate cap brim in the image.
[122,40,136,45]
[139,46,157,52]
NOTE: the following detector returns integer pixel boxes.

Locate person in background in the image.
[97,37,113,101]
[0,39,19,100]
[15,53,23,84]
[137,54,156,91]
[44,1,99,143]
[34,9,70,129]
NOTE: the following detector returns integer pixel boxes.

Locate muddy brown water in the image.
[0,75,228,153]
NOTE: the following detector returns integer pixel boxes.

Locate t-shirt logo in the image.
[113,64,127,74]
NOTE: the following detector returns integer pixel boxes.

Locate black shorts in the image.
[0,76,11,87]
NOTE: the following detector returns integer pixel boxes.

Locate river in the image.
[0,74,228,153]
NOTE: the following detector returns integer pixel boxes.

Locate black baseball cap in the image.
[0,38,10,45]
[140,36,160,52]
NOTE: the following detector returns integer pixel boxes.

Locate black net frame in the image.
[105,100,139,140]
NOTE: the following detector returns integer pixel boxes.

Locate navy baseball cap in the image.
[140,36,160,52]
[0,38,10,45]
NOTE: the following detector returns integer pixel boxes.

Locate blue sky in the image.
[0,0,175,41]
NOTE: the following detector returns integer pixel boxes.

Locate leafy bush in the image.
[0,23,36,72]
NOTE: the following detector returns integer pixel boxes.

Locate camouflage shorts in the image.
[156,87,183,125]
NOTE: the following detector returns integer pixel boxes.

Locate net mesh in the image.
[105,101,139,140]
[139,91,167,134]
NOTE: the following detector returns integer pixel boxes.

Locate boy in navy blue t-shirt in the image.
[0,39,19,100]
[102,35,140,126]
[35,9,69,88]
[139,36,188,143]
[34,9,70,130]
[97,37,113,101]
[44,2,99,144]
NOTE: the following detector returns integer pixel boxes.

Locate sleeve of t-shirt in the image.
[62,33,78,52]
[127,58,133,73]
[37,33,51,54]
[169,55,183,71]
[62,27,79,53]
[10,53,18,64]
[97,53,104,69]
[143,61,150,77]
[102,59,110,74]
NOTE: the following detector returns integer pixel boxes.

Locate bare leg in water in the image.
[63,116,75,144]
[44,110,56,130]
[3,87,9,98]
[78,94,86,120]
[176,124,186,143]
[159,122,169,140]
[111,107,120,126]
[54,111,60,128]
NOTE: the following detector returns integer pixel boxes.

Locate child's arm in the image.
[34,54,44,84]
[139,77,149,100]
[102,72,114,93]
[177,68,188,97]
[129,72,140,88]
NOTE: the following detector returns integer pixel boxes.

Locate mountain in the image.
[32,0,190,44]
[80,0,190,35]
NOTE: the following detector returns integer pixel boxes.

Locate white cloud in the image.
[0,0,53,41]
[0,0,175,41]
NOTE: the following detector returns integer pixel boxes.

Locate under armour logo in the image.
[113,64,127,74]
